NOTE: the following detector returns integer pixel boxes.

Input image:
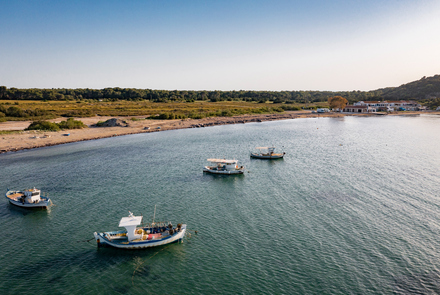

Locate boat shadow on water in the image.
[6,202,52,216]
[249,157,284,168]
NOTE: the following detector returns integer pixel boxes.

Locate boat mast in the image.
[152,205,156,225]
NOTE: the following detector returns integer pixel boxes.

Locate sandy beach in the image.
[0,111,435,154]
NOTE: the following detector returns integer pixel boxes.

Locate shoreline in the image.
[1,111,437,154]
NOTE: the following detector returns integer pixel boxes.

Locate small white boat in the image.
[94,211,186,249]
[5,188,51,209]
[203,159,244,174]
[250,147,285,159]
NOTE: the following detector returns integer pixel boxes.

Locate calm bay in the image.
[1,115,440,294]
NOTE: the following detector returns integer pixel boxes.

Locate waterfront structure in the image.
[343,100,423,113]
[342,105,376,113]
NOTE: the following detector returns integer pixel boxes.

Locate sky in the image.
[1,0,439,91]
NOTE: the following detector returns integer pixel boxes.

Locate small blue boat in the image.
[250,147,285,159]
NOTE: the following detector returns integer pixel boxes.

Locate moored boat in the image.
[250,147,285,159]
[93,211,186,249]
[203,158,244,174]
[5,188,51,209]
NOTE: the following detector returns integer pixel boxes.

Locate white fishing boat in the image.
[93,211,186,249]
[203,158,244,174]
[5,188,51,209]
[250,147,285,159]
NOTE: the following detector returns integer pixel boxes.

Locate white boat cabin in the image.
[119,211,144,242]
[23,188,42,203]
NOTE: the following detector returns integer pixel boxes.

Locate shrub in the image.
[25,118,87,131]
[220,110,232,117]
[188,113,205,119]
[280,105,301,111]
[58,118,87,129]
[6,106,27,117]
[62,109,94,117]
[26,121,60,131]
[271,107,284,113]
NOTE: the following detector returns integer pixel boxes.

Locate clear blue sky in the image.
[1,0,439,91]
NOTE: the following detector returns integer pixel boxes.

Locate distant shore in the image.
[1,111,438,154]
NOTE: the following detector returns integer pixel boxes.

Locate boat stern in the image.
[179,224,187,241]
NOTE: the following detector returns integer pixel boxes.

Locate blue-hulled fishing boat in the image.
[94,211,186,249]
[5,188,51,209]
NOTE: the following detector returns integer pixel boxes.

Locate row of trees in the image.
[1,74,439,108]
[0,86,384,104]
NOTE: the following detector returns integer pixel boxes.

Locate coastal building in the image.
[354,101,394,112]
[342,105,376,113]
[346,100,422,112]
[386,101,420,111]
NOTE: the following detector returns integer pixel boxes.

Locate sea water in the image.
[0,115,439,294]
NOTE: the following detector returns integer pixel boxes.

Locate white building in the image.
[348,100,422,112]
[342,105,376,113]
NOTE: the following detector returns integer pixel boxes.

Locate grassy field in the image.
[0,100,328,121]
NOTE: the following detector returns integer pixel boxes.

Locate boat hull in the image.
[250,153,285,159]
[203,167,244,174]
[94,224,187,249]
[5,191,51,209]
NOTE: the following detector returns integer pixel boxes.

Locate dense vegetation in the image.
[0,74,438,122]
[0,100,317,122]
[0,86,380,104]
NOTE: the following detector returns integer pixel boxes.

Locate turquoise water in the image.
[1,115,440,294]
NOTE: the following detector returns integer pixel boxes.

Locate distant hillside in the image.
[375,75,440,100]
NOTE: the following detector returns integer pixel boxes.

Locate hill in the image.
[376,75,440,100]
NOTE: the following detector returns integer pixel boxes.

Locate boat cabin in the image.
[119,212,143,241]
[256,147,276,155]
[23,188,41,203]
[207,159,239,171]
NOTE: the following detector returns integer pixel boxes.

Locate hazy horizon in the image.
[1,0,439,92]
